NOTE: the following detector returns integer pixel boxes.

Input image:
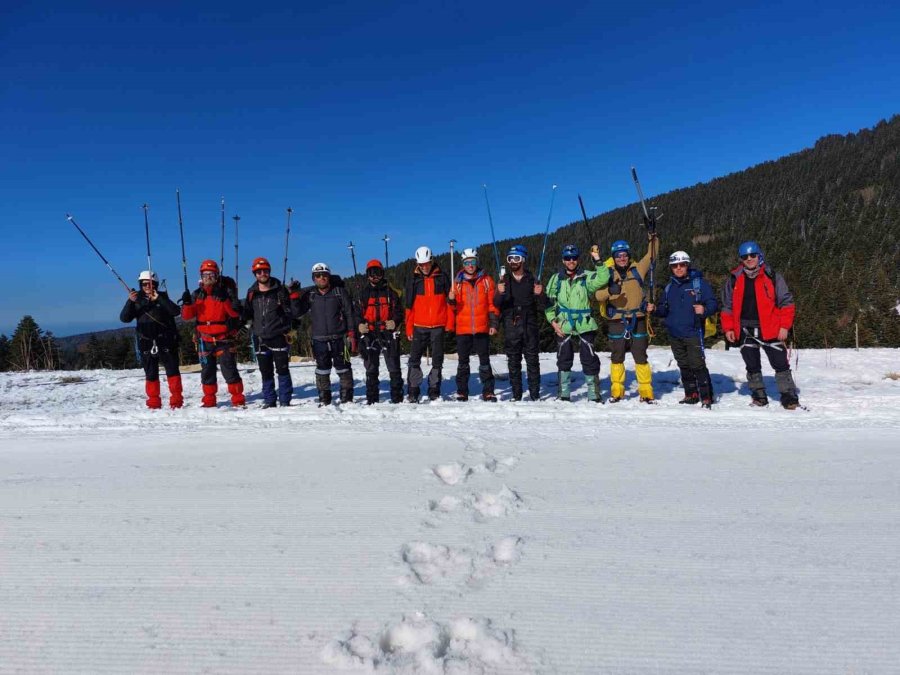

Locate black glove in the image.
[607,281,622,295]
[287,280,301,293]
[181,290,192,305]
[212,286,231,302]
[232,299,243,314]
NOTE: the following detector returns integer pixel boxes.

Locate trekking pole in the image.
[142,203,154,280]
[482,184,502,273]
[631,166,659,303]
[219,198,226,272]
[176,189,189,293]
[449,239,457,279]
[283,207,293,283]
[577,194,594,251]
[66,214,132,292]
[233,214,241,289]
[383,234,390,268]
[347,241,360,295]
[537,184,558,280]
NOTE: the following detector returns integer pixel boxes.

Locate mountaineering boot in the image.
[167,375,183,409]
[635,362,654,401]
[679,393,700,404]
[747,371,768,407]
[145,380,162,409]
[679,368,698,402]
[478,365,496,401]
[701,397,713,409]
[316,373,332,406]
[481,391,497,402]
[227,381,245,407]
[407,387,420,404]
[201,383,217,408]
[339,371,354,404]
[586,374,603,403]
[428,369,442,400]
[277,373,293,406]
[456,392,469,402]
[389,373,404,404]
[558,371,572,401]
[775,370,800,410]
[365,373,379,405]
[695,366,714,403]
[609,363,626,400]
[509,365,523,401]
[428,387,441,401]
[261,378,277,408]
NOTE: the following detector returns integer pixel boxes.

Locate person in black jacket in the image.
[296,262,357,405]
[494,245,547,401]
[119,271,182,409]
[356,259,404,404]
[243,257,304,408]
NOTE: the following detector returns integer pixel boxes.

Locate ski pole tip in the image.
[552,184,558,189]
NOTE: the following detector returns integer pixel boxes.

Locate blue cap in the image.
[562,244,580,258]
[506,244,527,259]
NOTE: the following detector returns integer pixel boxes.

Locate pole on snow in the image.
[536,184,558,280]
[67,214,132,292]
[482,184,502,273]
[232,214,241,289]
[219,198,226,272]
[283,207,293,283]
[142,203,154,281]
[176,189,189,293]
[382,234,390,268]
[449,239,457,280]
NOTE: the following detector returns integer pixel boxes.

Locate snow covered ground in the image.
[1,347,899,673]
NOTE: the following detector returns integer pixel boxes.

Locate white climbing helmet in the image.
[138,270,158,283]
[311,262,331,275]
[668,250,691,266]
[415,246,433,264]
[460,247,478,262]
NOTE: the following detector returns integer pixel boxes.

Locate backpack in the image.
[662,274,718,339]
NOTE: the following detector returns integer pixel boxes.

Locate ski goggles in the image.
[462,258,477,266]
[506,254,524,263]
[740,253,759,260]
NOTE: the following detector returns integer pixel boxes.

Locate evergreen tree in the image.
[84,334,108,369]
[0,334,9,372]
[8,316,43,371]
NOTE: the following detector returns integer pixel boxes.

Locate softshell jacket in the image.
[654,269,718,339]
[544,266,609,335]
[298,276,355,341]
[243,277,303,341]
[720,263,795,341]
[119,291,180,349]
[450,269,500,335]
[357,279,403,330]
[182,282,241,339]
[493,269,548,328]
[404,263,454,338]
[594,237,659,319]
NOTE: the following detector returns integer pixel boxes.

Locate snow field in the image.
[1,348,899,672]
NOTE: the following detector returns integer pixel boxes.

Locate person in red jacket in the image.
[181,259,246,408]
[720,241,800,409]
[356,259,404,404]
[404,245,454,402]
[449,248,500,401]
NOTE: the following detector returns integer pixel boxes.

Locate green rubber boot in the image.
[559,371,572,401]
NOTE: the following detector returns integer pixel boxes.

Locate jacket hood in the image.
[415,263,443,278]
[456,268,486,283]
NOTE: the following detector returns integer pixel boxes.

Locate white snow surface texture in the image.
[1,348,899,674]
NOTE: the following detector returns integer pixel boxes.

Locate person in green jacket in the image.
[545,244,610,402]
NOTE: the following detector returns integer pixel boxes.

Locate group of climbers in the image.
[119,235,800,410]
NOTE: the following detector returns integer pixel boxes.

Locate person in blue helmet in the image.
[494,244,548,400]
[653,250,718,408]
[721,240,800,409]
[544,244,610,402]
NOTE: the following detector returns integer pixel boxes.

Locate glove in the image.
[607,281,622,295]
[590,244,601,262]
[287,280,301,296]
[232,299,243,314]
[181,290,192,305]
[212,286,230,302]
[385,320,396,331]
[358,322,369,334]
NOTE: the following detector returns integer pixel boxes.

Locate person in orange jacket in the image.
[404,245,454,402]
[449,248,500,401]
[181,259,246,408]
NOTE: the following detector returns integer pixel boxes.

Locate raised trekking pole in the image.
[347,240,360,295]
[232,214,241,289]
[66,214,132,292]
[482,184,502,273]
[537,184,558,280]
[219,198,226,271]
[142,203,154,281]
[631,167,659,303]
[176,189,189,293]
[283,207,293,283]
[577,194,594,249]
[449,239,457,279]
[383,234,390,268]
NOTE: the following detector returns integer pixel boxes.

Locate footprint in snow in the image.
[400,537,524,586]
[430,458,518,485]
[428,485,525,522]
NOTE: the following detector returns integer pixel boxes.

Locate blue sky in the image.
[2,0,899,336]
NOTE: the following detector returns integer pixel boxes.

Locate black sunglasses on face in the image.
[254,269,269,275]
[313,272,329,278]
[741,253,758,260]
[563,256,578,262]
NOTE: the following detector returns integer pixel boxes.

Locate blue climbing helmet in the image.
[738,240,761,258]
[506,244,527,260]
[611,240,630,256]
[561,244,580,259]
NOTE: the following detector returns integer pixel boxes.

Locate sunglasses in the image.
[462,259,477,266]
[367,268,384,276]
[313,272,329,279]
[740,253,759,260]
[140,280,153,286]
[200,272,217,278]
[670,262,688,268]
[254,269,270,275]
[563,256,579,262]
[506,255,524,263]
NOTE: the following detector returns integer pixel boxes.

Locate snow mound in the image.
[322,612,535,673]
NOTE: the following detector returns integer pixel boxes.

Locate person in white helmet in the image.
[404,246,454,402]
[652,251,718,407]
[120,271,183,409]
[295,262,356,405]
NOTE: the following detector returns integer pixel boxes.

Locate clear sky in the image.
[2,0,899,336]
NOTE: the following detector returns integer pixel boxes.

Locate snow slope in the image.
[1,348,899,673]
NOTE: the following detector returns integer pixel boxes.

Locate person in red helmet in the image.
[356,259,404,404]
[243,257,304,408]
[181,260,246,407]
[120,270,183,409]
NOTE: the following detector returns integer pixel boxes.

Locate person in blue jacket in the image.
[652,250,718,407]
